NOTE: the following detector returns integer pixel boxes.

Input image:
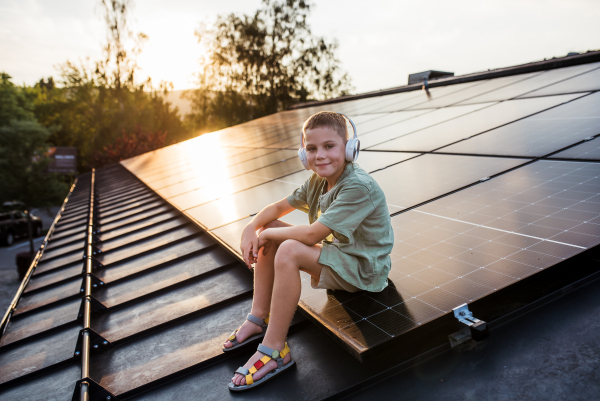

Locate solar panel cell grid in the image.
[439,92,599,157]
[359,103,492,149]
[168,158,303,210]
[373,154,528,212]
[550,137,600,160]
[369,94,583,152]
[374,81,485,113]
[405,74,537,110]
[458,62,600,105]
[520,65,600,97]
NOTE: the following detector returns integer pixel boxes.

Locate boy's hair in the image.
[303,111,348,142]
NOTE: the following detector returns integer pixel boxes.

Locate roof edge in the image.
[289,50,600,110]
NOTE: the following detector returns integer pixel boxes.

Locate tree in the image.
[33,0,187,171]
[0,73,69,255]
[186,0,352,134]
[91,125,167,166]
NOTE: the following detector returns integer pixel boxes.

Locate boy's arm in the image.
[241,198,295,267]
[260,222,332,248]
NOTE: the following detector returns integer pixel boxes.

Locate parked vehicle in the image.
[0,202,43,246]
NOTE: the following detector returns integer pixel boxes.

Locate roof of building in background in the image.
[1,51,600,400]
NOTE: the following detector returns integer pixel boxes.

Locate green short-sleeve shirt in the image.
[286,162,394,292]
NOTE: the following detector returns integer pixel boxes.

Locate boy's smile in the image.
[304,126,347,187]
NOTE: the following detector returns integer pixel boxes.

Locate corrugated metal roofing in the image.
[1,51,600,400]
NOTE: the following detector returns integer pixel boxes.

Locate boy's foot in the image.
[231,348,293,386]
[223,318,264,349]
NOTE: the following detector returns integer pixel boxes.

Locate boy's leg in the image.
[232,239,322,385]
[223,220,293,349]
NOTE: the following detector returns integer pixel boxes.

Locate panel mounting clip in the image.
[449,303,490,346]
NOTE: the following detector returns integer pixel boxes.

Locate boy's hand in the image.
[257,231,272,257]
[241,224,259,268]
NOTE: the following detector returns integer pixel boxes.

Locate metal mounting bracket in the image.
[74,328,112,359]
[79,273,106,293]
[71,378,119,401]
[449,303,490,346]
[77,295,108,319]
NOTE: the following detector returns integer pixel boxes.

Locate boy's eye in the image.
[306,147,316,152]
[326,144,334,149]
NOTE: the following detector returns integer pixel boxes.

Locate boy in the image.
[225,111,394,391]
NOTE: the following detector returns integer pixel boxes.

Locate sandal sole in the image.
[228,359,295,392]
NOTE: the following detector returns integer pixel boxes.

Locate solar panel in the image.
[439,92,600,157]
[360,103,492,149]
[519,64,600,97]
[151,149,298,196]
[549,136,600,160]
[373,154,528,213]
[457,62,600,104]
[187,179,300,230]
[404,74,540,110]
[373,81,486,113]
[353,110,430,134]
[169,158,304,210]
[355,151,420,172]
[369,94,583,152]
[357,90,428,114]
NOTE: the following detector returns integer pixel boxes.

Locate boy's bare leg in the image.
[232,239,322,385]
[223,220,293,349]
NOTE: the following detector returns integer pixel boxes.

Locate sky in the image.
[1,0,599,94]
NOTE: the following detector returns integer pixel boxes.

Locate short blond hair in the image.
[302,111,348,142]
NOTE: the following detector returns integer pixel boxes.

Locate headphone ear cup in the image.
[298,147,310,170]
[346,138,360,162]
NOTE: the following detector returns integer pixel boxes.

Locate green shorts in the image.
[311,264,361,293]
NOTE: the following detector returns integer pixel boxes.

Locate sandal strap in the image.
[257,342,290,360]
[227,329,240,346]
[236,366,249,376]
[247,313,266,327]
[242,342,292,384]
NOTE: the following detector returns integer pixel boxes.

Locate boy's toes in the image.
[223,340,232,348]
[232,374,245,386]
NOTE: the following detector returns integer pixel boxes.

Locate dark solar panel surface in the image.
[372,154,528,213]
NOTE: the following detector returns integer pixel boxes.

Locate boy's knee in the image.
[275,240,302,265]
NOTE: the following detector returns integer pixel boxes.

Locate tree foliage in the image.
[186,0,352,134]
[29,0,186,171]
[0,73,68,208]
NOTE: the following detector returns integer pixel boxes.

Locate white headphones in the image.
[298,113,360,171]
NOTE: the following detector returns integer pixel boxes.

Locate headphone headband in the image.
[300,113,358,147]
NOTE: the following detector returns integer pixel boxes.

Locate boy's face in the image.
[304,126,346,179]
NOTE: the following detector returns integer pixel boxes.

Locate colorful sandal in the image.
[222,313,269,352]
[228,342,294,391]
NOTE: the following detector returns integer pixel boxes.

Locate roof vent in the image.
[408,70,454,85]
